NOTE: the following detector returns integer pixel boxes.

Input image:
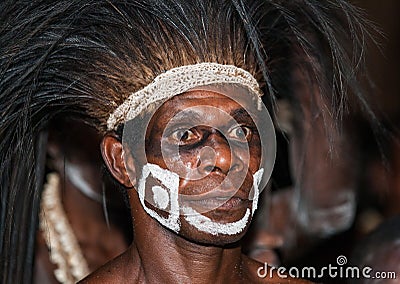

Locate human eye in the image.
[169,127,199,145]
[228,125,253,142]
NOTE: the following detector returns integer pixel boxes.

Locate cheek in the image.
[166,148,201,179]
[175,148,200,167]
[147,142,201,178]
[248,138,262,172]
[230,134,261,164]
[145,136,165,165]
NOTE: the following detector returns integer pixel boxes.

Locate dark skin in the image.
[81,90,310,283]
[34,120,129,283]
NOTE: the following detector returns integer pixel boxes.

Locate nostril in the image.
[203,165,215,174]
[229,164,238,172]
[229,161,243,173]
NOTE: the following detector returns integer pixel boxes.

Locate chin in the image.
[177,215,252,246]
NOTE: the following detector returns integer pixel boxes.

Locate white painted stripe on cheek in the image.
[183,207,251,236]
[251,168,264,215]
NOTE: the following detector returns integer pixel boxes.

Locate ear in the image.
[101,134,136,188]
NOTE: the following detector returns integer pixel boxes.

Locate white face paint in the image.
[65,160,103,202]
[152,186,170,210]
[137,163,265,236]
[182,207,251,236]
[296,190,356,236]
[137,163,180,232]
[251,168,264,215]
[183,168,264,236]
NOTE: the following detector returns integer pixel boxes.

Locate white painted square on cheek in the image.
[137,163,181,232]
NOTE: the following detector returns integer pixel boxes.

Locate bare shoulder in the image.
[241,254,314,283]
[79,250,137,284]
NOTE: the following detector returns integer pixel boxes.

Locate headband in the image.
[107,62,263,131]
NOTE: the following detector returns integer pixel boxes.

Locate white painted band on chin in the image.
[182,207,251,236]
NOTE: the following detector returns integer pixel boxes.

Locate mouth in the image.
[180,189,251,213]
[177,174,255,213]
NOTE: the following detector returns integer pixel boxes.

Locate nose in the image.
[197,131,243,175]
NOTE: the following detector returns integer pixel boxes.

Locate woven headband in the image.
[107,62,263,130]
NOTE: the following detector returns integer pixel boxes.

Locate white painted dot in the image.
[152,185,170,210]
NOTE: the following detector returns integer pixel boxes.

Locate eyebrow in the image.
[169,107,256,126]
[229,108,254,122]
[171,109,203,123]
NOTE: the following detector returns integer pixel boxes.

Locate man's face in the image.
[131,89,264,244]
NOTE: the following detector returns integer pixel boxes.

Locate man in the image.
[82,68,304,282]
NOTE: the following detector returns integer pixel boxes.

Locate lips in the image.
[180,188,251,213]
[181,187,246,200]
[177,172,254,212]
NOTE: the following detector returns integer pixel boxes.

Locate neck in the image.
[60,172,128,271]
[128,195,245,284]
[62,175,105,226]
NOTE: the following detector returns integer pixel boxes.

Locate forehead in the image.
[151,89,259,124]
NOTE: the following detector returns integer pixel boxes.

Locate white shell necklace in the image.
[39,173,90,283]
